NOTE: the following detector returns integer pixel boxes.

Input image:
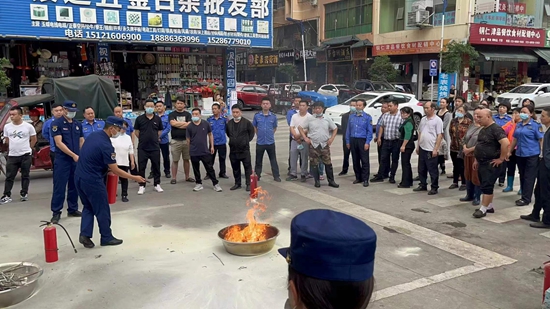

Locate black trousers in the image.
[191,155,218,185]
[378,139,400,179]
[159,143,170,175]
[350,137,370,182]
[532,159,550,224]
[212,144,227,176]
[3,154,32,197]
[138,149,160,187]
[342,138,351,173]
[418,148,439,190]
[450,151,465,185]
[230,151,252,186]
[377,139,389,177]
[517,155,539,203]
[255,143,280,178]
[400,147,414,186]
[118,165,129,196]
[506,151,517,177]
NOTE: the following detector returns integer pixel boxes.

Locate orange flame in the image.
[224,187,271,242]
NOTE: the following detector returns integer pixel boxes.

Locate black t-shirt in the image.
[186,120,212,157]
[474,123,507,163]
[169,110,192,140]
[134,114,163,151]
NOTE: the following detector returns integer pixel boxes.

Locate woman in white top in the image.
[111,122,135,202]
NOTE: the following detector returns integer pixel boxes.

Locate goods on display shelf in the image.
[138,68,156,100]
[38,56,70,78]
[95,62,116,76]
[497,67,519,91]
[155,53,223,88]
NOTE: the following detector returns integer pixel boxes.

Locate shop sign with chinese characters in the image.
[499,1,526,14]
[326,47,351,62]
[247,52,278,67]
[470,24,545,47]
[373,39,451,56]
[0,0,273,48]
[226,48,237,108]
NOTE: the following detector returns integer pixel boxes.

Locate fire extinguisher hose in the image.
[39,221,78,253]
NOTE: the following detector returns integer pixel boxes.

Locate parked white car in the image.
[325,91,425,130]
[317,84,351,97]
[422,83,438,101]
[495,83,550,109]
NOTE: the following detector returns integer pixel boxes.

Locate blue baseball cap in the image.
[105,116,124,127]
[63,100,78,112]
[278,209,377,282]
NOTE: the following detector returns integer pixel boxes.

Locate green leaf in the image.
[0,58,11,91]
[369,55,399,82]
[441,42,479,74]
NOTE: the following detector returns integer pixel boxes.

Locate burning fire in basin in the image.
[218,187,280,256]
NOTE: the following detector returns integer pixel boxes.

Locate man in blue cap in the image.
[279,209,376,309]
[50,101,85,224]
[42,103,64,168]
[77,116,146,248]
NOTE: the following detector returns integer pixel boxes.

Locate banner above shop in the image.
[373,39,451,56]
[0,0,273,48]
[247,52,278,67]
[327,46,351,62]
[278,49,317,63]
[470,24,545,47]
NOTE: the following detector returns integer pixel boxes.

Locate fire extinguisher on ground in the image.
[107,172,118,204]
[250,172,258,198]
[40,221,77,263]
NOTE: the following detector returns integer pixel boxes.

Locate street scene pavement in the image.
[1,115,547,309]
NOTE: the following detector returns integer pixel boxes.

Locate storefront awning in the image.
[350,39,373,49]
[480,52,538,63]
[533,49,550,64]
[322,35,359,46]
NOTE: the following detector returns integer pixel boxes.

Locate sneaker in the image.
[214,184,223,192]
[20,194,28,202]
[51,213,61,224]
[0,196,12,204]
[286,175,297,181]
[473,209,486,218]
[319,175,325,181]
[68,210,82,217]
[122,196,129,203]
[137,186,145,195]
[301,175,307,182]
[193,184,204,191]
[154,185,164,193]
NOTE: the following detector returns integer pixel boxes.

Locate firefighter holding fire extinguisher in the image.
[75,116,145,248]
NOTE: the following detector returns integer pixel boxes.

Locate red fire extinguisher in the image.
[107,172,118,204]
[40,221,77,263]
[543,260,550,302]
[250,172,258,198]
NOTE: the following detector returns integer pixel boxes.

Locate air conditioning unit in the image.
[407,10,430,27]
[311,0,317,6]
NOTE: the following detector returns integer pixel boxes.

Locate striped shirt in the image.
[380,112,404,140]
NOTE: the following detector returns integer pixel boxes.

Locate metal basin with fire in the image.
[218,223,280,256]
[0,262,43,308]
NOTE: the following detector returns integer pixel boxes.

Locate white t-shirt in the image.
[111,133,134,167]
[4,122,36,156]
[289,113,313,136]
[418,115,443,152]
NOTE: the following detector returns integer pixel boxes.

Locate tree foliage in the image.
[441,42,479,74]
[277,64,298,83]
[369,56,399,82]
[0,58,10,91]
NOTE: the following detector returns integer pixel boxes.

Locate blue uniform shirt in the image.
[346,112,373,145]
[123,118,134,136]
[513,119,544,157]
[207,115,227,145]
[493,114,512,127]
[253,111,278,145]
[75,131,116,181]
[82,119,106,139]
[43,117,58,152]
[51,117,83,160]
[286,108,298,125]
[158,114,171,144]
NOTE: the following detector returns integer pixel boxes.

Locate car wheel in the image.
[237,100,244,110]
[413,113,422,128]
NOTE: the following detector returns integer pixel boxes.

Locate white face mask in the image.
[67,111,76,119]
[111,130,122,138]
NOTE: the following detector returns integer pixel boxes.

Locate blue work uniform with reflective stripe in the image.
[50,117,83,216]
[513,120,544,157]
[253,112,278,145]
[346,112,373,145]
[75,131,117,243]
[493,114,512,127]
[43,117,57,152]
[82,119,106,139]
[158,114,170,144]
[207,115,227,145]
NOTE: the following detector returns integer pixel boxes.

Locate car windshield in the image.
[509,86,538,94]
[372,81,395,90]
[341,94,378,105]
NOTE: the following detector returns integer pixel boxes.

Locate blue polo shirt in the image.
[123,117,134,136]
[253,111,278,145]
[75,131,116,181]
[51,116,83,160]
[286,108,297,125]
[493,114,512,127]
[82,119,105,139]
[158,113,171,144]
[345,111,373,145]
[513,119,544,157]
[43,117,58,152]
[207,115,227,146]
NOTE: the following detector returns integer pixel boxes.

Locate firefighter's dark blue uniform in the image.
[76,116,123,244]
[50,101,83,217]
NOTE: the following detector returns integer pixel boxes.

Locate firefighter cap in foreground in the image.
[278,209,377,282]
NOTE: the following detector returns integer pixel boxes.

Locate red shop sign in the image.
[469,24,545,47]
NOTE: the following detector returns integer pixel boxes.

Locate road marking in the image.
[481,206,527,223]
[540,231,550,239]
[111,203,185,215]
[427,195,469,207]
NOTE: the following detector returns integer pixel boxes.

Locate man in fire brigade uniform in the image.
[76,116,145,248]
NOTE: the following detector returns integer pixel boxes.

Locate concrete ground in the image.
[0,115,548,309]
